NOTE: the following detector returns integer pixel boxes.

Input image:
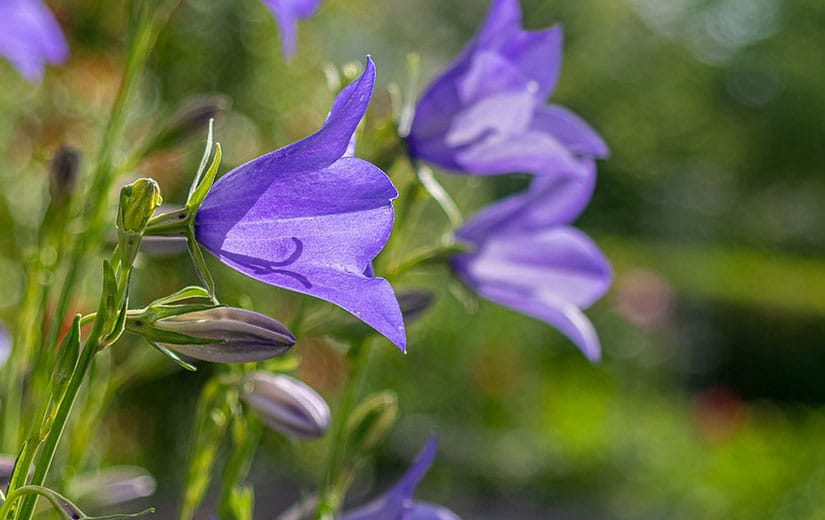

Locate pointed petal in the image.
[341,438,438,520]
[262,0,321,58]
[0,0,68,81]
[531,104,609,157]
[456,160,596,241]
[475,0,522,48]
[209,57,374,181]
[452,227,610,360]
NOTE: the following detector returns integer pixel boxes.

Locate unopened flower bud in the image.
[129,307,295,363]
[49,146,80,206]
[241,372,330,439]
[397,290,435,324]
[0,454,15,485]
[66,466,156,510]
[118,178,163,234]
[118,178,163,269]
[141,95,229,156]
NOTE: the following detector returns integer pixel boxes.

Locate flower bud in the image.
[66,466,156,510]
[241,372,330,439]
[49,145,80,206]
[397,289,435,324]
[129,307,295,363]
[141,95,229,156]
[118,178,163,234]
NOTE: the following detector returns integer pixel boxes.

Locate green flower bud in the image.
[118,178,162,269]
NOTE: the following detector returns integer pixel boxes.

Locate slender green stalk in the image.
[44,1,178,356]
[12,316,104,520]
[314,340,370,520]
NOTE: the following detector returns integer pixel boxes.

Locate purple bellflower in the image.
[195,57,406,351]
[260,0,321,58]
[340,438,460,520]
[451,160,611,361]
[0,0,68,81]
[405,0,607,178]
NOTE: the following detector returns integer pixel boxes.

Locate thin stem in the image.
[12,318,104,520]
[314,340,370,519]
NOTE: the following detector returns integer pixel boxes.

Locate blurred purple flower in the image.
[195,57,406,351]
[451,161,611,361]
[405,0,606,178]
[0,0,68,81]
[341,438,460,520]
[261,0,321,58]
[0,324,9,369]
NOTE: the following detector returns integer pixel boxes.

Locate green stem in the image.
[44,2,176,357]
[314,340,371,520]
[12,318,104,520]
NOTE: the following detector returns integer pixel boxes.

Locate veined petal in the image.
[531,104,609,158]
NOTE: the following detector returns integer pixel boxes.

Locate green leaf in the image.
[150,286,213,306]
[187,142,222,211]
[6,485,154,520]
[52,315,81,400]
[147,342,197,372]
[188,118,214,200]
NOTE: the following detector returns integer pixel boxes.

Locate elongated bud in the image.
[49,146,80,206]
[67,466,156,510]
[397,290,435,324]
[141,95,229,156]
[241,372,330,439]
[118,178,162,269]
[127,307,295,364]
[0,454,15,485]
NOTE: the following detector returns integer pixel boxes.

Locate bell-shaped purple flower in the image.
[451,161,611,361]
[195,58,406,351]
[260,0,321,58]
[0,0,68,81]
[340,438,460,520]
[405,0,607,178]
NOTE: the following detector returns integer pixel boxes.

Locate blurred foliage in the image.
[1,0,825,519]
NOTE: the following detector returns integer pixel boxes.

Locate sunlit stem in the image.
[314,339,370,520]
[44,1,179,359]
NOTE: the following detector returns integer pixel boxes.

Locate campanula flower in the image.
[195,58,406,351]
[340,438,460,520]
[405,0,607,178]
[260,0,321,58]
[451,161,611,361]
[0,0,68,81]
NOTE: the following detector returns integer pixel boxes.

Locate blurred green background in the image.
[1,0,825,518]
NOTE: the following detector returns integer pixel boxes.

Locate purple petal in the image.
[453,130,584,178]
[262,0,321,58]
[531,105,609,158]
[0,324,9,370]
[452,227,610,361]
[457,160,596,241]
[406,502,461,520]
[0,0,68,81]
[341,438,439,520]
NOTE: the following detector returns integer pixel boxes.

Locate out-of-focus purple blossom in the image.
[261,0,321,58]
[195,58,406,351]
[0,324,9,369]
[405,0,606,178]
[340,437,459,520]
[0,0,68,81]
[451,161,611,361]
